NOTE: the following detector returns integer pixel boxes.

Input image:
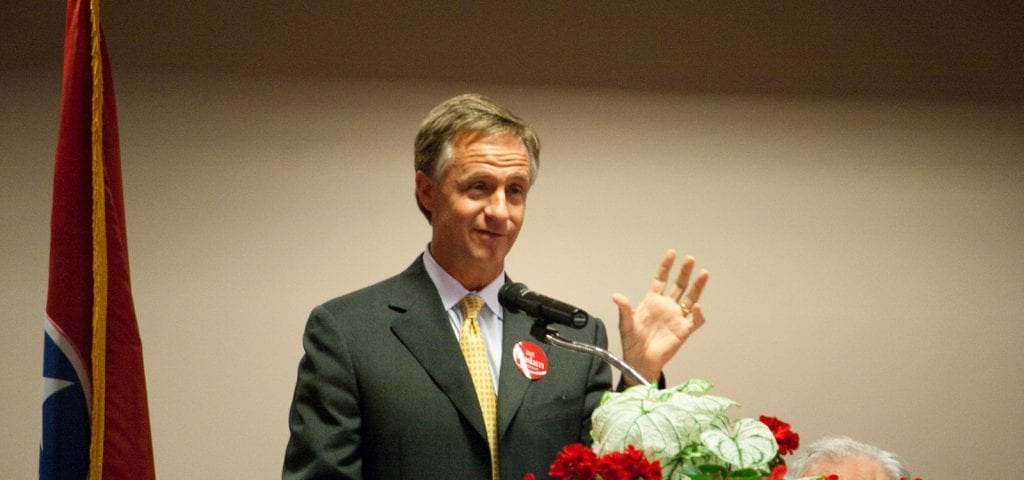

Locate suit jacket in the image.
[283,256,613,479]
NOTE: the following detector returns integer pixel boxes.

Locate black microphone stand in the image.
[530,322,651,387]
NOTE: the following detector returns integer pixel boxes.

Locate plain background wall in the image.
[3,66,1023,478]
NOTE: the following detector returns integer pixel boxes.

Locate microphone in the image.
[498,282,591,329]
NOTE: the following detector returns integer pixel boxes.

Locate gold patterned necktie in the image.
[459,294,499,480]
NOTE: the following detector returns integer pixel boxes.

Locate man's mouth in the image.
[474,229,506,240]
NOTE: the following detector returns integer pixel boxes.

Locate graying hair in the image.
[787,436,909,480]
[413,93,540,221]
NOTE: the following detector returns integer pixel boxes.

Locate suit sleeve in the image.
[283,305,362,480]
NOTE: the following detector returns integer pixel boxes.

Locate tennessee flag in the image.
[40,1,155,479]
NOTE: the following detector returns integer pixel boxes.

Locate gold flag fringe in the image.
[88,0,108,478]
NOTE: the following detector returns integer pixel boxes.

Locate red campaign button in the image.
[512,341,549,380]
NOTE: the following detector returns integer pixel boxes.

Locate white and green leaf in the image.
[699,417,778,469]
[591,379,777,474]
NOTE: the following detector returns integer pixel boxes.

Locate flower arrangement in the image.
[526,379,920,480]
[589,378,791,480]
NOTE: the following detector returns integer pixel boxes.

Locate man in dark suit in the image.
[283,94,709,479]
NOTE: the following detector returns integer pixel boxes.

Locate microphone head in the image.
[498,282,529,313]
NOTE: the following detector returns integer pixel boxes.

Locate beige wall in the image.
[2,67,1022,478]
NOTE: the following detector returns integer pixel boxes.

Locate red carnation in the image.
[761,463,787,480]
[759,415,801,456]
[595,445,662,480]
[549,443,599,480]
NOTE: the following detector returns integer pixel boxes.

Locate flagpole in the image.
[87,0,108,477]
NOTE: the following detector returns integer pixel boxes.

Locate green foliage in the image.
[590,379,777,480]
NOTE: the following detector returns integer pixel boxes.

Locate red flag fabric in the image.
[41,1,155,478]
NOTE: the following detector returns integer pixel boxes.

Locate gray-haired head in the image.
[787,436,909,480]
[413,93,541,221]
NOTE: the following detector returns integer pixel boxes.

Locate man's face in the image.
[416,131,532,289]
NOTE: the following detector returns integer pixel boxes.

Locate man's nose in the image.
[484,191,510,221]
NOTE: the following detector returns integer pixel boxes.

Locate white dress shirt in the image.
[422,245,504,392]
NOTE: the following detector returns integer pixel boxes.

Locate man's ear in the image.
[414,170,435,212]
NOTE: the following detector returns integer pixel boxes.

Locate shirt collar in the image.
[422,245,505,320]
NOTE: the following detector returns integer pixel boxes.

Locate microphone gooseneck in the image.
[500,282,651,386]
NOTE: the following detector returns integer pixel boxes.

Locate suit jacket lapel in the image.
[497,310,547,438]
[388,257,489,442]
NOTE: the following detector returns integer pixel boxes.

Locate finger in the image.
[670,256,696,302]
[612,293,633,329]
[649,249,677,295]
[690,304,706,331]
[683,270,710,306]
